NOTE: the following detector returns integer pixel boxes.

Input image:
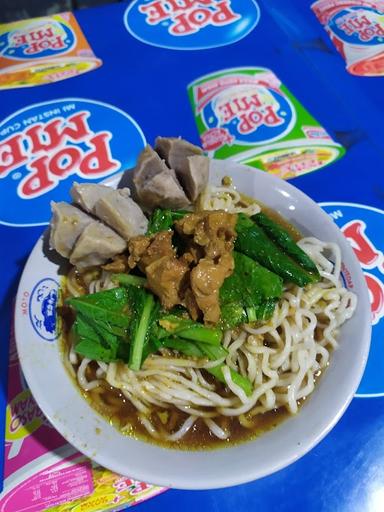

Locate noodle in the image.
[63,184,357,443]
[199,184,261,216]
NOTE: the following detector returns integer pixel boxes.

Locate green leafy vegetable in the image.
[158,314,222,345]
[67,288,132,362]
[235,213,319,287]
[219,252,283,328]
[128,290,159,371]
[196,342,228,361]
[67,286,252,394]
[73,314,118,362]
[112,273,147,287]
[252,212,320,277]
[75,338,117,362]
[67,287,131,329]
[159,337,252,396]
[160,337,204,358]
[146,208,189,235]
[207,365,253,397]
[67,286,160,371]
[146,208,173,235]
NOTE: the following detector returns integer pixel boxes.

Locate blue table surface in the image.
[1,1,383,510]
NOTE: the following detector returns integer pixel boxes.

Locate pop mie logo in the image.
[0,20,76,60]
[322,202,384,398]
[195,76,295,149]
[124,0,261,50]
[0,98,146,227]
[328,6,384,46]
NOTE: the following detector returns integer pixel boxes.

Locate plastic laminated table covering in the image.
[0,1,383,511]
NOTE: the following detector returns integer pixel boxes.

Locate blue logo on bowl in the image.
[124,0,260,50]
[321,202,384,398]
[328,6,384,46]
[0,98,146,227]
[29,278,60,342]
[0,19,76,60]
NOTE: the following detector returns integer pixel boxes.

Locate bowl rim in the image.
[14,161,372,489]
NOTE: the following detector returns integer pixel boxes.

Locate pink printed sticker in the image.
[0,457,93,511]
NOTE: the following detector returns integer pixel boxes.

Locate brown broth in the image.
[238,192,301,241]
[64,348,292,450]
[60,286,295,450]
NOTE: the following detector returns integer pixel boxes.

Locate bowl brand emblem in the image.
[124,0,260,50]
[0,19,76,60]
[29,278,59,342]
[0,99,146,227]
[328,6,384,46]
[322,202,384,397]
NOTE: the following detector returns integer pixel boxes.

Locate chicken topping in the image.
[190,253,235,324]
[146,256,190,310]
[127,210,237,324]
[102,254,128,273]
[128,231,175,272]
[175,210,237,259]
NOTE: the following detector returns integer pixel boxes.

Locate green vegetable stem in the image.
[235,213,319,287]
[128,292,157,371]
[252,212,320,277]
[158,314,223,345]
[112,273,147,287]
[146,208,189,235]
[207,365,253,397]
[159,337,252,396]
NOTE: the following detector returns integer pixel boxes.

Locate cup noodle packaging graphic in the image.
[0,12,102,89]
[311,0,384,76]
[0,98,146,227]
[124,0,260,50]
[322,203,384,397]
[188,67,345,179]
[0,328,166,512]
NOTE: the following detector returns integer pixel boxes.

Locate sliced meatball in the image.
[181,155,209,202]
[93,188,148,240]
[155,137,208,201]
[70,182,112,213]
[138,173,191,210]
[70,222,126,270]
[155,136,202,164]
[49,201,94,258]
[133,145,167,186]
[133,145,190,210]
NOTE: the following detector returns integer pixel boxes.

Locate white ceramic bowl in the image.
[15,160,371,489]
